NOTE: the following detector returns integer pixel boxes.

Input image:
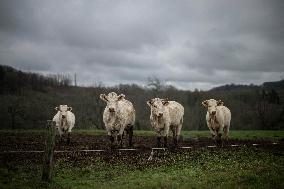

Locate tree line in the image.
[0,65,283,130]
[0,65,72,94]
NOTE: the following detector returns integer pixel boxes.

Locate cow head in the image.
[100,92,125,113]
[202,99,223,116]
[147,98,169,118]
[55,105,72,119]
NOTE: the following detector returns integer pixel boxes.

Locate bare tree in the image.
[7,98,24,129]
[74,73,77,86]
[147,77,164,96]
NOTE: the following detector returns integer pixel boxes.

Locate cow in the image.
[52,105,75,144]
[147,98,184,147]
[100,92,135,148]
[202,99,231,145]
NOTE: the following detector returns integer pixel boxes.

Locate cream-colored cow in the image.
[147,98,184,147]
[100,92,135,148]
[202,99,231,144]
[52,105,75,144]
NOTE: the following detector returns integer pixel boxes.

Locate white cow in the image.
[52,105,75,144]
[202,99,231,144]
[147,98,184,147]
[100,92,135,147]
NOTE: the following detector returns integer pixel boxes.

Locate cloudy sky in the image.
[0,0,284,90]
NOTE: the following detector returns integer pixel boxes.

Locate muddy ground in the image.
[1,132,283,151]
[0,133,283,166]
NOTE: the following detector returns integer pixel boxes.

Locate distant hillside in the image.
[2,64,283,93]
[1,65,283,130]
[0,65,72,94]
[210,83,260,92]
[210,80,284,92]
[263,80,284,90]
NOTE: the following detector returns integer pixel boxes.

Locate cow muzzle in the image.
[158,113,163,117]
[109,108,115,112]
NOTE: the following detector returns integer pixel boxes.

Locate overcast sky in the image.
[0,0,284,90]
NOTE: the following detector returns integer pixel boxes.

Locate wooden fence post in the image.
[42,120,56,182]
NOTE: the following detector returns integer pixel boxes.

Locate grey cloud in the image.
[0,0,283,90]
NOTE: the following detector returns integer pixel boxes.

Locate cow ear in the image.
[118,94,125,101]
[162,99,169,106]
[147,99,153,107]
[68,107,73,111]
[217,100,224,106]
[100,94,108,102]
[202,100,208,107]
[55,106,59,111]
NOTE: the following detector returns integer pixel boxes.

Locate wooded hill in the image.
[1,65,283,130]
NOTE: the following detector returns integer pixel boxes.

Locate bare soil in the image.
[0,133,283,166]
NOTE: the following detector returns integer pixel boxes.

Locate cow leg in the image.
[209,127,216,139]
[161,129,169,148]
[118,128,125,148]
[117,134,123,148]
[212,129,217,145]
[58,128,64,143]
[107,131,115,148]
[223,126,229,146]
[175,124,182,147]
[66,126,73,145]
[156,136,161,147]
[171,126,177,147]
[162,124,170,148]
[223,126,229,140]
[163,136,168,148]
[127,126,133,147]
[215,129,222,147]
[218,133,223,147]
[109,135,115,148]
[207,121,214,135]
[67,132,71,145]
[58,128,63,137]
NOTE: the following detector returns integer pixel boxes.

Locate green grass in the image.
[1,129,283,140]
[1,148,283,189]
